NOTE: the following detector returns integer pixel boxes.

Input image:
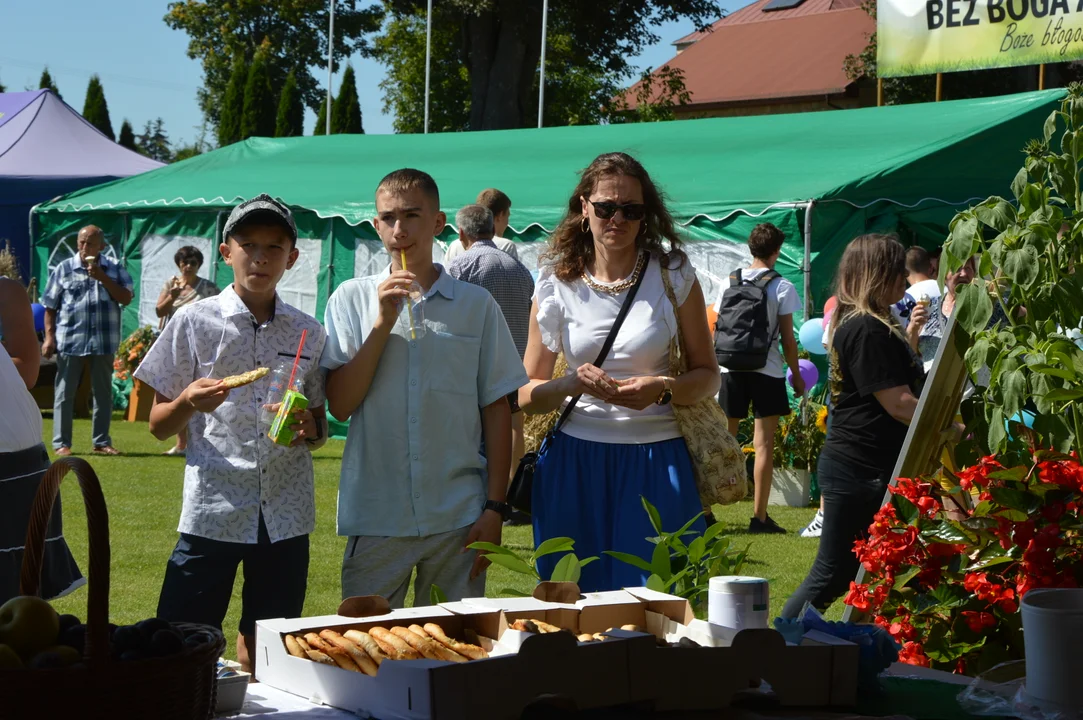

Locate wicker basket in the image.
[0,457,226,720]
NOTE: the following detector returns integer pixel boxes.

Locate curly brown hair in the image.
[543,152,685,282]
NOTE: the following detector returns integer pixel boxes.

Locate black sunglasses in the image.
[586,199,647,221]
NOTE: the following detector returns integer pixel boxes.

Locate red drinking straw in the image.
[286,329,308,390]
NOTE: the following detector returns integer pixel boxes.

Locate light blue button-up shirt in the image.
[321,264,528,538]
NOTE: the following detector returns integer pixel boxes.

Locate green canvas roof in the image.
[37,89,1064,232]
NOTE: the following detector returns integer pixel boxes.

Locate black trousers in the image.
[781,449,892,619]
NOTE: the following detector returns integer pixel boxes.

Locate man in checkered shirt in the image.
[447,204,534,523]
[42,225,134,456]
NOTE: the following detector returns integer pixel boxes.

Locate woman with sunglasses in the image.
[518,152,720,592]
[781,234,926,619]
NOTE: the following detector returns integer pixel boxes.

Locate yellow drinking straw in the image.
[401,249,417,340]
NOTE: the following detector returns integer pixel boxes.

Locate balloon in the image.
[31,303,45,333]
[1006,410,1035,430]
[706,304,718,333]
[799,318,827,355]
[823,296,838,324]
[788,358,820,391]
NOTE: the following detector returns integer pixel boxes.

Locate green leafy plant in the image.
[606,498,749,617]
[469,537,598,596]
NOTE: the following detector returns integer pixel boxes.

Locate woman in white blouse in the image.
[518,152,720,592]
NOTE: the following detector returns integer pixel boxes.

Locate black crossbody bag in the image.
[507,256,649,514]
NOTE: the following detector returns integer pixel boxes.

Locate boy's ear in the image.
[433,210,447,237]
[219,241,233,266]
[286,245,300,271]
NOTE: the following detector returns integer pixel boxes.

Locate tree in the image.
[118,120,138,151]
[174,122,214,162]
[38,68,61,99]
[313,94,330,136]
[241,42,277,139]
[331,64,363,134]
[0,73,6,93]
[608,65,692,123]
[137,118,172,163]
[82,75,115,140]
[165,0,382,129]
[217,54,247,146]
[275,69,304,137]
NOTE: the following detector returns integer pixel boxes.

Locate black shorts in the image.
[718,371,792,419]
[157,513,309,635]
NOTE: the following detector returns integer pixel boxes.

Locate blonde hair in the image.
[828,233,907,347]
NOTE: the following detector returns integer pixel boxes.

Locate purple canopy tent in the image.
[0,90,162,281]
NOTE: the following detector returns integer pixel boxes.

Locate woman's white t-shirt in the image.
[713,267,801,379]
[0,342,44,453]
[534,254,696,445]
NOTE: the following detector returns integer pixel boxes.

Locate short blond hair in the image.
[376,168,440,209]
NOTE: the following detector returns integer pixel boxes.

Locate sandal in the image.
[92,445,122,456]
[54,446,72,457]
[162,446,186,457]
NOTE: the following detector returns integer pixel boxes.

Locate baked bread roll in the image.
[391,626,468,663]
[344,629,387,666]
[423,623,488,660]
[320,630,378,676]
[220,367,270,389]
[294,634,335,666]
[369,627,421,660]
[577,633,595,643]
[305,632,361,672]
[512,618,563,634]
[285,634,308,659]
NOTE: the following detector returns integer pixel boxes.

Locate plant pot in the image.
[1021,588,1083,712]
[126,378,154,422]
[768,468,812,507]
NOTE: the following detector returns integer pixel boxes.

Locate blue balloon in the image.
[799,318,827,355]
[31,303,45,333]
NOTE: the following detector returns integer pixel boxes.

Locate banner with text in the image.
[879,0,1083,76]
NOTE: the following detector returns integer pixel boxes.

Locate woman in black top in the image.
[781,234,926,618]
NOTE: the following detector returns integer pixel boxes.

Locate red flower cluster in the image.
[891,477,941,517]
[963,573,1018,613]
[1037,458,1083,492]
[960,611,996,633]
[897,641,930,667]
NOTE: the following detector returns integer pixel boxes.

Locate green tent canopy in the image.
[33,88,1063,341]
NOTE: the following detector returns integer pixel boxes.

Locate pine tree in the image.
[240,44,276,140]
[82,75,115,140]
[137,118,171,163]
[118,120,138,151]
[217,54,246,147]
[38,68,61,100]
[275,70,304,137]
[331,64,363,134]
[313,94,330,136]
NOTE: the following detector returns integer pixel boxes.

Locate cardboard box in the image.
[254,598,653,720]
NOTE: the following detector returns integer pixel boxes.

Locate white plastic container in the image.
[708,576,770,632]
[1021,588,1083,712]
[215,659,251,714]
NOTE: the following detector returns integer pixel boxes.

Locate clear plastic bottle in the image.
[261,359,302,427]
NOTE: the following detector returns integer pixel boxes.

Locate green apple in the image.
[0,596,60,659]
[0,644,21,669]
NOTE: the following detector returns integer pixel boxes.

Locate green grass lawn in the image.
[41,415,830,660]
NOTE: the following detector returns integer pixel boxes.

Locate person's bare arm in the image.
[42,308,58,359]
[873,385,920,425]
[779,314,804,396]
[462,398,511,579]
[149,380,229,440]
[156,285,178,318]
[0,278,40,388]
[88,263,133,306]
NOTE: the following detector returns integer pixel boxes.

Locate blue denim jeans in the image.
[53,354,113,449]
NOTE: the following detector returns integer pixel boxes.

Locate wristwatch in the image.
[484,499,513,521]
[655,377,673,406]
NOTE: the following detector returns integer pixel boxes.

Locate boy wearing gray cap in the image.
[135,193,328,672]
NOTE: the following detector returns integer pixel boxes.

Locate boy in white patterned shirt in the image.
[135,194,327,672]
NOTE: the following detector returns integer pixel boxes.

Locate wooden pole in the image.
[936,73,943,101]
[1039,64,1047,90]
[877,77,883,107]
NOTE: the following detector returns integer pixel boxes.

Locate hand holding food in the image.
[184,378,230,413]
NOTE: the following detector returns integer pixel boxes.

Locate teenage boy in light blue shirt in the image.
[322,169,528,607]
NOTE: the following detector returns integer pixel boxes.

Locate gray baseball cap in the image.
[223,193,297,243]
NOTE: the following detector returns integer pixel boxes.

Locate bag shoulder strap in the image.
[750,269,781,289]
[729,269,742,287]
[552,253,649,435]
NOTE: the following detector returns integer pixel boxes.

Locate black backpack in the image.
[713,268,781,371]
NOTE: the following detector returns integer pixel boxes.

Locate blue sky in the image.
[0,1,721,147]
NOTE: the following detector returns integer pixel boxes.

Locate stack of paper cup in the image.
[1021,588,1083,712]
[708,576,769,631]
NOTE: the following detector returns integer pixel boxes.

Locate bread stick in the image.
[285,634,308,659]
[344,629,387,666]
[320,630,378,676]
[305,633,362,672]
[530,619,564,634]
[369,627,421,660]
[423,622,488,660]
[409,624,432,638]
[390,626,469,663]
[294,634,336,666]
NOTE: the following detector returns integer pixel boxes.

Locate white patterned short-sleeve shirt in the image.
[134,285,327,544]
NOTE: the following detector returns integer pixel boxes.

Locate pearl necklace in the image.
[582,252,647,295]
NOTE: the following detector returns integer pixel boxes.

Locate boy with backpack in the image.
[713,223,804,534]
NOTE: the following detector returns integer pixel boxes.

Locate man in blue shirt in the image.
[42,225,133,456]
[322,169,527,606]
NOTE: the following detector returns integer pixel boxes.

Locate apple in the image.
[0,644,21,669]
[0,596,60,659]
[29,645,81,668]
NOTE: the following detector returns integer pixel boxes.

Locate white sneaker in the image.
[800,509,823,538]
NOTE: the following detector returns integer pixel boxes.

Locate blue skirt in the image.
[533,432,705,593]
